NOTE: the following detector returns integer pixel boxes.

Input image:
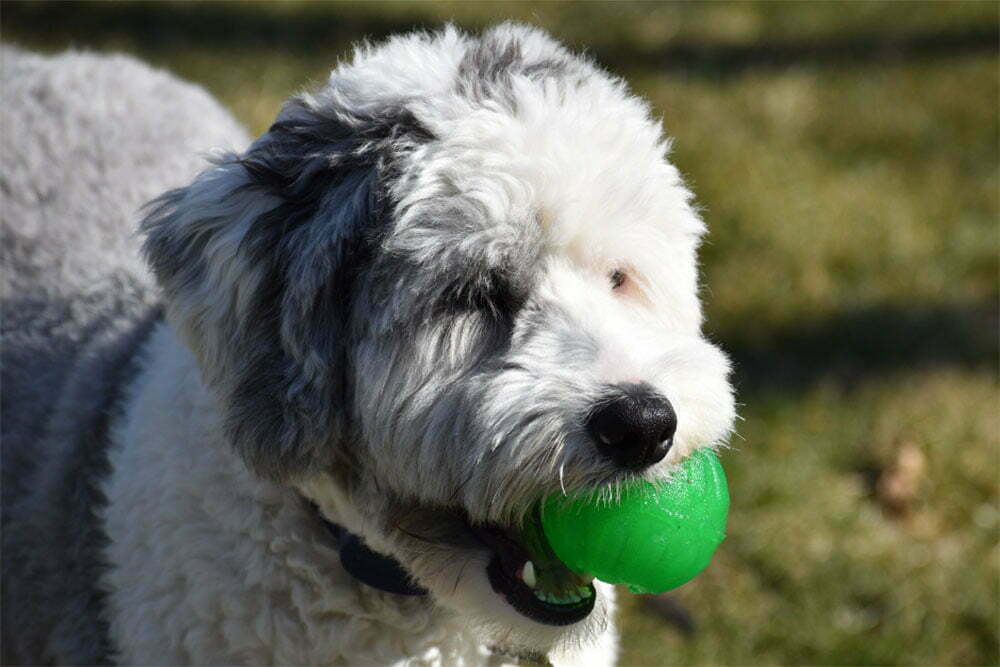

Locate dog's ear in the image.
[142,96,430,480]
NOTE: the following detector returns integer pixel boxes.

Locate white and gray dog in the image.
[2,24,734,666]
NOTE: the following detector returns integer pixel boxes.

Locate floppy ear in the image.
[142,96,430,480]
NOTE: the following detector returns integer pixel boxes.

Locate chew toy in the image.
[540,448,729,593]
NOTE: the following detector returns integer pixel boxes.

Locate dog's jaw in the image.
[425,553,617,659]
[297,474,617,660]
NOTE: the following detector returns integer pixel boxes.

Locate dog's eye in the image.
[610,269,627,290]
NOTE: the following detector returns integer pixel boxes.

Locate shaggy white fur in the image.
[3,23,733,667]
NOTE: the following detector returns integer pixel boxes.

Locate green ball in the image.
[540,448,729,594]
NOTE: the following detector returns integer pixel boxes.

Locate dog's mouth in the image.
[378,497,597,626]
[472,507,596,626]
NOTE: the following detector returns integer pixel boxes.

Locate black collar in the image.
[311,503,428,597]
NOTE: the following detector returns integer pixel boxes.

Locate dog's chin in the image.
[298,478,610,654]
[391,508,612,656]
[409,544,613,656]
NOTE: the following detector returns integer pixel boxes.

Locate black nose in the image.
[586,384,677,470]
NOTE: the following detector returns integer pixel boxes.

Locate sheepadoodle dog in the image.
[2,24,735,666]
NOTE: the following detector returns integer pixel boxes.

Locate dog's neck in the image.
[305,499,428,596]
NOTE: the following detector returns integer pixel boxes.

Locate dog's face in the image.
[143,24,734,655]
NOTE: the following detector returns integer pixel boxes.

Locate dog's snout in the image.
[586,384,677,470]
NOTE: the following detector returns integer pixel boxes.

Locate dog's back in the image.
[1,47,248,664]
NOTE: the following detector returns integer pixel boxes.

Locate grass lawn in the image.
[4,2,997,664]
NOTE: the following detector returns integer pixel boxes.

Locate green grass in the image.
[4,2,997,664]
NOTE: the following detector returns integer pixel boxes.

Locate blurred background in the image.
[3,2,997,664]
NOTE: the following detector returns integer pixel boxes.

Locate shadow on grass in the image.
[722,296,999,394]
[2,1,996,77]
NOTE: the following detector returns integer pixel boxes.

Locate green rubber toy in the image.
[540,448,729,594]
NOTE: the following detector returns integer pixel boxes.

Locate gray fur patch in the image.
[141,96,436,481]
[1,46,249,665]
[2,293,162,666]
[455,31,579,109]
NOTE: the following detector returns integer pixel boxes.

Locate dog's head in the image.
[142,24,735,655]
